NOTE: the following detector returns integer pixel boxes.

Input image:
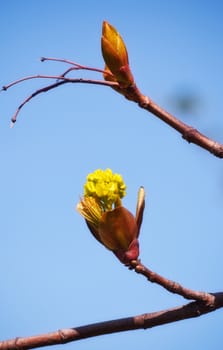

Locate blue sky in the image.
[1,1,223,349]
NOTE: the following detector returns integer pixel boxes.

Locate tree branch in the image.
[129,260,215,304]
[119,84,223,158]
[1,75,117,127]
[1,293,222,350]
[40,56,112,76]
[2,59,223,156]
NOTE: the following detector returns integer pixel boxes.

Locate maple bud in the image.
[101,21,134,87]
[76,168,145,264]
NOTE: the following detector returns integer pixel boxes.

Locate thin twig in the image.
[2,59,223,157]
[1,74,117,92]
[5,76,117,126]
[40,56,112,76]
[2,75,69,91]
[129,260,215,304]
[40,56,84,66]
[10,80,67,127]
[0,293,222,350]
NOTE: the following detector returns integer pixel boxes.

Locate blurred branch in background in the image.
[167,85,201,117]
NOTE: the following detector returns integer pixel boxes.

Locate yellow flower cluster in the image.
[84,168,126,211]
[76,168,145,264]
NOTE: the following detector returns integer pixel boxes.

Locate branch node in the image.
[182,126,197,143]
[138,96,151,109]
[10,121,16,128]
[14,337,21,350]
[57,329,67,343]
[210,141,223,158]
[202,293,216,307]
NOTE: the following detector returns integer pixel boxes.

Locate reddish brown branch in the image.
[0,293,222,350]
[9,80,67,126]
[120,84,223,158]
[3,76,117,126]
[129,260,215,304]
[2,75,62,91]
[142,98,223,158]
[40,56,110,76]
[2,59,223,157]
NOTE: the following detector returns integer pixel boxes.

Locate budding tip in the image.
[10,121,15,128]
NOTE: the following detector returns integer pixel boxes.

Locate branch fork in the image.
[2,56,223,157]
[1,20,222,350]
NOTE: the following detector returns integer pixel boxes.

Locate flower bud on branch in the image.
[101,21,134,87]
[76,168,145,264]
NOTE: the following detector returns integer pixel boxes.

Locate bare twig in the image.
[2,74,117,93]
[0,293,222,350]
[129,260,215,304]
[40,56,110,76]
[2,75,117,126]
[2,59,223,157]
[9,80,67,127]
[2,75,65,91]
